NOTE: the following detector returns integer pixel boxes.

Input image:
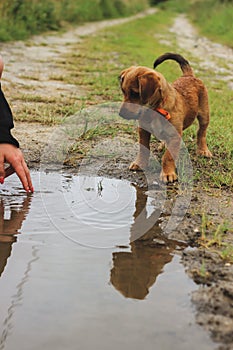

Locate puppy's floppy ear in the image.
[119,66,136,84]
[138,72,161,104]
[118,69,127,84]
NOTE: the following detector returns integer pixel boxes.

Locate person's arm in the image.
[0,84,20,148]
[0,58,33,193]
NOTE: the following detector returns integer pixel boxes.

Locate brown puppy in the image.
[119,53,212,183]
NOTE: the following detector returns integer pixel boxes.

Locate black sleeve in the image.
[0,83,19,148]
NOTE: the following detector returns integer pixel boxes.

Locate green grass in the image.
[199,212,233,263]
[189,0,233,48]
[159,0,233,48]
[183,83,233,188]
[0,0,149,41]
[64,10,178,103]
[12,94,80,125]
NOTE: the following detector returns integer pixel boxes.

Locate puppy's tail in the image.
[153,53,194,76]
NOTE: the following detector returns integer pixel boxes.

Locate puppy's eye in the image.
[130,90,139,99]
[118,75,124,84]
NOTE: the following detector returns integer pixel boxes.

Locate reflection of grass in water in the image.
[97,179,103,196]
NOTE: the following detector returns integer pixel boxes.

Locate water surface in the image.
[0,172,216,350]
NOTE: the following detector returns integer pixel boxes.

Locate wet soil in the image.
[1,9,233,349]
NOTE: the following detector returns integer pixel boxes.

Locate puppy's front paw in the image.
[158,141,165,152]
[129,162,144,171]
[197,148,212,158]
[160,170,178,183]
[129,157,149,171]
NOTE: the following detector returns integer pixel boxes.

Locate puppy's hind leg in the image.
[196,113,212,158]
[196,89,212,157]
[129,127,151,171]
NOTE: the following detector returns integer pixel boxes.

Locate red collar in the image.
[156,108,171,120]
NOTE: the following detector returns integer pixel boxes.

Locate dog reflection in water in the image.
[110,186,179,300]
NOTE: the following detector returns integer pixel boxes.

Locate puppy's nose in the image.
[119,105,129,119]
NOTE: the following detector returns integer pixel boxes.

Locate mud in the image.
[1,9,233,349]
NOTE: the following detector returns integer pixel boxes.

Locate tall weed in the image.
[189,0,233,47]
[0,0,149,41]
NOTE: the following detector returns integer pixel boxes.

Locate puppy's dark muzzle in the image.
[119,103,142,120]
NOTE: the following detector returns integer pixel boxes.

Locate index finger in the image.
[0,153,5,183]
[12,161,34,193]
[22,160,34,193]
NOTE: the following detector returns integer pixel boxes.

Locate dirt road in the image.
[1,9,233,349]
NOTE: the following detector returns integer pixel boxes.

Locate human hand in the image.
[0,144,34,193]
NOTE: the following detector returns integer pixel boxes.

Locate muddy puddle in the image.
[0,171,216,350]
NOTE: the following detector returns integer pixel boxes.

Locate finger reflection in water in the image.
[0,195,32,277]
